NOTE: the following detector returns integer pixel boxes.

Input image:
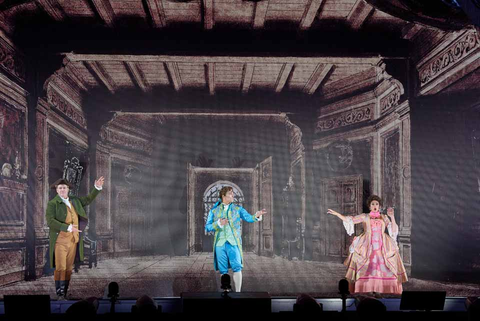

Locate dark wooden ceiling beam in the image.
[347,0,374,30]
[36,0,67,21]
[125,61,149,92]
[303,63,333,94]
[203,0,214,30]
[241,63,254,93]
[300,0,325,30]
[145,0,166,28]
[84,61,116,93]
[401,22,423,40]
[164,62,182,91]
[67,54,382,65]
[207,62,215,95]
[275,63,294,93]
[90,0,115,27]
[253,0,269,29]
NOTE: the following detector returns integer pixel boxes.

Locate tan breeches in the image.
[54,232,77,281]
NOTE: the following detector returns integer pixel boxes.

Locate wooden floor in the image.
[1,253,479,299]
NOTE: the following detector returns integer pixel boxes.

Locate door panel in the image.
[258,157,274,257]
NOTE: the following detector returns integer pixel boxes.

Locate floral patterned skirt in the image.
[346,220,405,294]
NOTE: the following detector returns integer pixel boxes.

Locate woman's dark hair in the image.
[366,195,383,208]
[218,186,233,200]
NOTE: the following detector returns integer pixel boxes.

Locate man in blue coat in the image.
[205,186,267,292]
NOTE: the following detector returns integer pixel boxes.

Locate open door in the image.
[256,157,274,257]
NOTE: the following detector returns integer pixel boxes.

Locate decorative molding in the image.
[241,63,254,94]
[44,73,82,108]
[300,0,324,30]
[316,105,372,133]
[35,165,44,181]
[419,30,479,84]
[46,87,87,129]
[34,98,49,186]
[203,0,214,30]
[395,100,410,119]
[145,0,166,28]
[100,127,153,155]
[326,140,354,171]
[303,63,333,95]
[275,63,294,93]
[418,29,480,95]
[0,98,28,182]
[375,107,400,130]
[380,87,402,115]
[0,38,26,83]
[320,89,376,117]
[347,0,374,30]
[253,0,269,29]
[192,167,254,173]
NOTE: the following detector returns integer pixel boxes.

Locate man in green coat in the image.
[46,176,104,300]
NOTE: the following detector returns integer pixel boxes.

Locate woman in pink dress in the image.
[327,195,408,294]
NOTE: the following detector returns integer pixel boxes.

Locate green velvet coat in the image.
[46,188,101,268]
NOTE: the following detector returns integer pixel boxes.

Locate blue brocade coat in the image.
[205,202,259,271]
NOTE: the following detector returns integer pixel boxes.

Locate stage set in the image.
[0,0,479,318]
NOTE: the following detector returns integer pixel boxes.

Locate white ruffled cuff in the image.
[343,217,354,236]
[217,219,225,229]
[387,222,398,246]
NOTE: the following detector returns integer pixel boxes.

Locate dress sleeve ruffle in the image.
[387,222,398,246]
[343,216,354,236]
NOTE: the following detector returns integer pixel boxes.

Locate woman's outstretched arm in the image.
[327,209,349,222]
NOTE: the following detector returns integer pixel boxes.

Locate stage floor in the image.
[0,253,479,299]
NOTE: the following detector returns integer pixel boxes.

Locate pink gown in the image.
[343,213,408,294]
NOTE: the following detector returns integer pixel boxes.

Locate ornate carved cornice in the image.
[316,105,373,133]
[46,87,87,129]
[0,37,25,83]
[100,127,153,156]
[316,76,404,133]
[417,29,480,95]
[380,88,402,115]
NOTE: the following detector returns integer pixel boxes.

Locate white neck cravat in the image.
[59,196,72,209]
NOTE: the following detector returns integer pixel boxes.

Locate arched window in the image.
[203,181,245,235]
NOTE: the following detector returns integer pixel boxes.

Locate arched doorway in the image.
[187,157,274,256]
[202,181,245,251]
